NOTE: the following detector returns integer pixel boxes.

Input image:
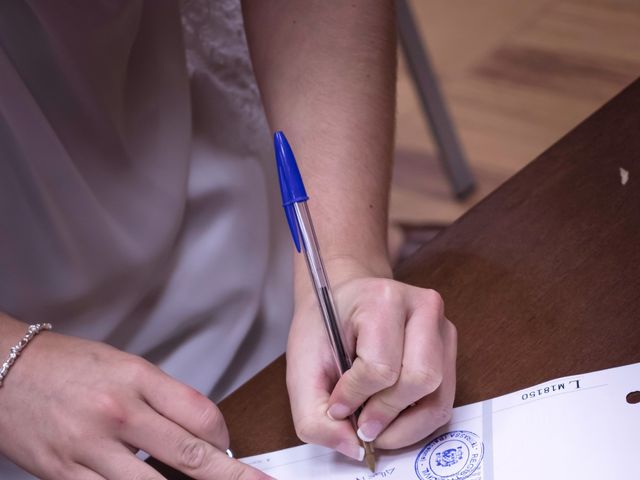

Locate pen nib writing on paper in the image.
[355,467,396,479]
[274,131,376,472]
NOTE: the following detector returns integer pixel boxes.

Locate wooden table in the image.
[150,78,640,477]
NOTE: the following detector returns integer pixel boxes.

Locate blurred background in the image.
[391,0,640,230]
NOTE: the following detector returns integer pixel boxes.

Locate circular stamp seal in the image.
[414,430,484,480]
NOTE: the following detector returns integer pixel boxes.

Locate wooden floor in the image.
[392,0,640,225]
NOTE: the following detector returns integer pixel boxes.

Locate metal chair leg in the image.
[396,0,475,199]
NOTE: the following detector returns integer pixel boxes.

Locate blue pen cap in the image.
[274,131,309,252]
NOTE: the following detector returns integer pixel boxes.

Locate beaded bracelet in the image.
[0,323,52,388]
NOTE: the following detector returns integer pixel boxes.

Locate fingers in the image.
[121,402,272,480]
[80,444,166,480]
[286,319,365,461]
[289,279,456,459]
[137,363,229,451]
[294,406,365,462]
[325,284,456,449]
[375,319,457,449]
[356,290,447,442]
[326,288,405,420]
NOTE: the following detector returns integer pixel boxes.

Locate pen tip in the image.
[365,452,376,472]
[363,442,376,472]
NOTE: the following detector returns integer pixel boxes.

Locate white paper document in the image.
[241,363,640,479]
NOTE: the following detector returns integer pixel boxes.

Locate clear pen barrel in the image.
[294,202,353,374]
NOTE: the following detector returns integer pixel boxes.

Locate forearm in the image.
[242,1,397,294]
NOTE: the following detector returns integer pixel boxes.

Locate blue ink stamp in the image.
[414,430,484,480]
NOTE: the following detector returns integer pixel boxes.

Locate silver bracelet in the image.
[0,323,52,388]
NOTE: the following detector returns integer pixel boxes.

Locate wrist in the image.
[0,314,52,388]
[293,252,392,307]
[0,314,31,352]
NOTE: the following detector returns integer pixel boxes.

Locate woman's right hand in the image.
[0,314,272,480]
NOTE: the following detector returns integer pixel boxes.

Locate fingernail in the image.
[336,442,365,461]
[327,403,351,420]
[357,421,384,442]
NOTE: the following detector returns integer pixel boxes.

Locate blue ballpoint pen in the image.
[273,131,376,472]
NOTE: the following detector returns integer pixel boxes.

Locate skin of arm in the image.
[243,0,457,460]
[242,0,396,289]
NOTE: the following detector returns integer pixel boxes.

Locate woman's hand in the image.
[0,315,272,480]
[286,261,457,460]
